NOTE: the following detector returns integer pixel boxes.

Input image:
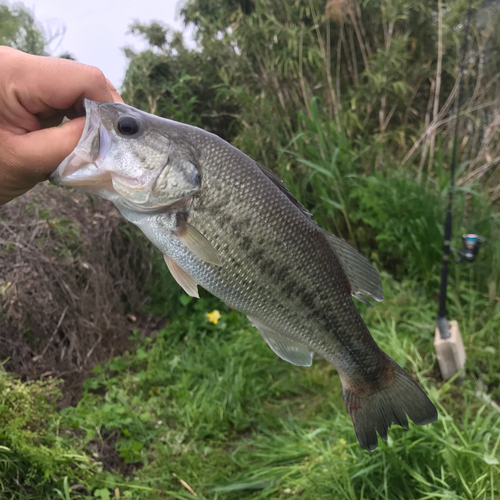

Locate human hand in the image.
[0,46,123,205]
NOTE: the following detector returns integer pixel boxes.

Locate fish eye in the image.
[117,115,140,136]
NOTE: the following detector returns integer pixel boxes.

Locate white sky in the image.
[25,0,191,89]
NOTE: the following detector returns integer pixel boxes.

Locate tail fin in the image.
[342,360,437,451]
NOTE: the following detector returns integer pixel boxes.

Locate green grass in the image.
[280,100,500,299]
[0,372,97,498]
[2,273,497,499]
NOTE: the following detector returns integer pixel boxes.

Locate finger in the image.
[38,109,73,129]
[0,117,86,205]
[11,117,86,180]
[10,51,114,115]
[36,80,122,126]
[106,78,124,103]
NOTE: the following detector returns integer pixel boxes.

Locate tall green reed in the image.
[282,98,371,247]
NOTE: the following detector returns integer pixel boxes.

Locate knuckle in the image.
[85,65,107,89]
[0,46,25,74]
[0,45,16,58]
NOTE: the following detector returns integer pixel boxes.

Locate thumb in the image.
[13,117,86,181]
[0,117,86,205]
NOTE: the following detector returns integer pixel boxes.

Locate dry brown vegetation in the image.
[0,183,156,404]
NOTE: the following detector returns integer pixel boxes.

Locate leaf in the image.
[136,348,149,361]
[213,479,277,492]
[483,454,500,465]
[180,294,193,306]
[321,197,343,210]
[94,489,111,500]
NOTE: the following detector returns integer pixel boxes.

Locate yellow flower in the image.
[206,310,221,324]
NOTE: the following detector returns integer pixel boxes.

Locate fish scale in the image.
[189,135,369,367]
[50,99,438,451]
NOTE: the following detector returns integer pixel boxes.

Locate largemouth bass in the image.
[50,99,437,451]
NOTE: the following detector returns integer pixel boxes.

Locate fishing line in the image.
[436,0,473,339]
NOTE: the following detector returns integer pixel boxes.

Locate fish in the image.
[50,99,438,451]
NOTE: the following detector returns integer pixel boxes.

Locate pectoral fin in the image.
[164,256,200,298]
[320,229,384,303]
[247,316,313,367]
[177,220,222,267]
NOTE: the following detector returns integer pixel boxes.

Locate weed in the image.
[48,279,500,499]
[0,370,99,499]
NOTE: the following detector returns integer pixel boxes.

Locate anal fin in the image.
[164,255,200,298]
[247,316,313,367]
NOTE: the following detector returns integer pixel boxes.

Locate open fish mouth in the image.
[49,99,170,208]
[49,99,112,187]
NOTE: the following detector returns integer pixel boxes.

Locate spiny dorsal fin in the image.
[177,220,222,267]
[247,316,313,367]
[164,255,200,298]
[256,162,312,218]
[320,229,383,304]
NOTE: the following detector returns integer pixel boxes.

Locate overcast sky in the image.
[26,0,191,89]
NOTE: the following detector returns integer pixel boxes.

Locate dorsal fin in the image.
[256,162,312,218]
[320,229,384,304]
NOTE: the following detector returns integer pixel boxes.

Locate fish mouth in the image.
[50,99,177,212]
[49,99,111,187]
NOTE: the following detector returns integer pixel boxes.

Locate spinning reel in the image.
[451,234,486,264]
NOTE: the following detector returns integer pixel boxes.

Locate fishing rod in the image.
[436,0,473,340]
[434,0,485,380]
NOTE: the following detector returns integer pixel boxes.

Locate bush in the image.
[350,173,444,283]
[0,370,99,499]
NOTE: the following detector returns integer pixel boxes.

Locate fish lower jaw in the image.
[50,159,110,187]
[112,193,195,216]
[113,199,174,215]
